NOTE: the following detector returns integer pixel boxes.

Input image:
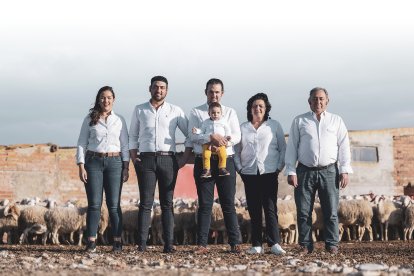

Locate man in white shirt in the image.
[285,87,353,255]
[188,78,242,253]
[129,76,192,253]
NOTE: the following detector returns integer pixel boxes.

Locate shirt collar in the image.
[310,110,327,120]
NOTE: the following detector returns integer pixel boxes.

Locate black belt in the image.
[298,162,336,171]
[195,154,233,160]
[86,151,121,157]
[140,151,175,156]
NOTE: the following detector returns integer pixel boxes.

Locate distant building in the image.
[0,128,413,201]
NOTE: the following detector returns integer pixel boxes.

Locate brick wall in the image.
[393,134,414,188]
[0,144,142,202]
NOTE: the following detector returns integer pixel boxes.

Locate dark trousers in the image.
[241,172,281,247]
[294,163,339,249]
[194,156,241,246]
[134,155,178,249]
[84,154,123,238]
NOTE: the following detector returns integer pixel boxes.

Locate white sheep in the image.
[18,204,51,244]
[402,197,414,241]
[44,206,87,245]
[0,203,20,244]
[277,199,297,244]
[174,203,196,245]
[121,204,139,245]
[376,197,403,241]
[338,199,373,241]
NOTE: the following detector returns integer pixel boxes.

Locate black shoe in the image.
[112,241,122,252]
[136,245,146,252]
[230,244,242,253]
[218,168,230,176]
[200,169,212,178]
[85,240,96,253]
[163,246,176,253]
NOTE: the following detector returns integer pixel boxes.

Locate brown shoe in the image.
[218,168,230,176]
[194,245,209,254]
[326,246,338,255]
[200,169,212,178]
[230,244,242,253]
[297,245,313,255]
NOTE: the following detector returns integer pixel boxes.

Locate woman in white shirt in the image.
[76,86,129,253]
[235,93,287,255]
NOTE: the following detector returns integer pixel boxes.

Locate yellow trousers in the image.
[202,144,227,169]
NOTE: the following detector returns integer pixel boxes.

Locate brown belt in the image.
[140,151,175,156]
[86,151,121,157]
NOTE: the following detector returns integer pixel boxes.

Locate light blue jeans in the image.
[294,163,339,250]
[84,154,123,238]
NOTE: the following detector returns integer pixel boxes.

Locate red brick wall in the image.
[0,144,201,203]
[393,134,414,188]
[0,144,136,202]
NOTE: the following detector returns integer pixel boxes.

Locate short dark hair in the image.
[150,76,168,87]
[246,93,272,122]
[208,102,222,111]
[205,78,224,91]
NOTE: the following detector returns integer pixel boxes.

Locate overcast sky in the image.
[1,0,413,146]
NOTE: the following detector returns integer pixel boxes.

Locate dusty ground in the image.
[0,241,413,275]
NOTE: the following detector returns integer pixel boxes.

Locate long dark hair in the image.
[89,86,115,126]
[246,93,271,122]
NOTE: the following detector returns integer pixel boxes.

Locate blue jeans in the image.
[294,163,339,249]
[241,172,281,247]
[194,156,241,246]
[84,154,123,238]
[134,155,178,249]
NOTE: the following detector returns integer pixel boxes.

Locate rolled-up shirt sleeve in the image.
[284,118,299,175]
[128,106,139,150]
[76,116,90,164]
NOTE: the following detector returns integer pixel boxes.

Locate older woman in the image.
[235,93,286,255]
[76,86,129,252]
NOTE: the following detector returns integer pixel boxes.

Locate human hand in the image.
[287,175,298,188]
[122,168,129,182]
[211,145,220,152]
[192,127,201,134]
[339,173,349,189]
[78,165,87,184]
[210,133,228,147]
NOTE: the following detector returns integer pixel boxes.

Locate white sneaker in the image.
[246,246,264,254]
[270,243,286,255]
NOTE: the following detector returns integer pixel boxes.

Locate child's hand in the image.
[192,127,201,134]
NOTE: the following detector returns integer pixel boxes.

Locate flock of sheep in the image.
[1,193,414,246]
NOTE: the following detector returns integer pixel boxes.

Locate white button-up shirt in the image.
[188,103,241,155]
[76,111,130,164]
[129,101,191,152]
[285,111,353,175]
[199,118,231,137]
[235,119,286,175]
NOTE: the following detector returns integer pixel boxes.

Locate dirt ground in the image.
[0,241,413,275]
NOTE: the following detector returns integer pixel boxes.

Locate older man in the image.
[285,87,353,254]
